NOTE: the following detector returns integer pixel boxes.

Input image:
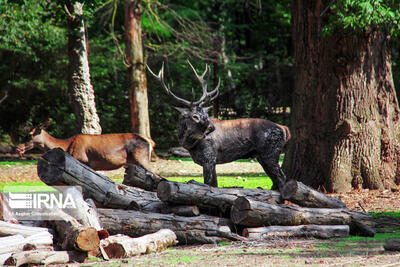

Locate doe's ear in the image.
[174,107,190,117]
[40,118,52,129]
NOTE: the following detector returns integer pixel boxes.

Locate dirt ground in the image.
[1,155,400,266]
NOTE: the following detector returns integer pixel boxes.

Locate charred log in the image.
[37,148,140,210]
[123,164,165,191]
[157,180,282,216]
[281,180,347,208]
[230,197,374,236]
[97,208,239,244]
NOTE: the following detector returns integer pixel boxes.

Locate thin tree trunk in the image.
[124,0,151,138]
[283,0,400,192]
[66,1,101,134]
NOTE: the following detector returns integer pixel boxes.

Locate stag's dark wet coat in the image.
[147,61,288,191]
[177,108,289,190]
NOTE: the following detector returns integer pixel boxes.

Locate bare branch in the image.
[0,90,8,105]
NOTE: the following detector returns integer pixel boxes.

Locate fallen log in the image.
[100,229,177,258]
[157,180,282,215]
[230,196,374,236]
[0,193,18,223]
[48,208,99,252]
[0,232,53,254]
[168,147,191,158]
[281,180,347,209]
[0,220,53,237]
[4,250,86,266]
[37,148,198,215]
[384,239,400,251]
[243,225,350,239]
[0,253,11,266]
[123,164,166,191]
[37,148,141,210]
[98,208,240,244]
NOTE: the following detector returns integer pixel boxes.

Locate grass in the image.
[167,175,273,189]
[0,160,37,165]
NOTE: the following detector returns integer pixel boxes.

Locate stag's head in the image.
[147,61,219,147]
[16,119,51,155]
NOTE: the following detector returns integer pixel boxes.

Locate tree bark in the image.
[230,196,374,236]
[66,0,101,134]
[243,225,349,239]
[97,208,239,244]
[100,230,177,259]
[124,0,151,138]
[284,0,400,192]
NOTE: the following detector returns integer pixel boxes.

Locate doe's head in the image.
[16,119,51,155]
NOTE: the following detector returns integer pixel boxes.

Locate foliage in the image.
[1,0,399,149]
[0,0,73,141]
[322,0,400,35]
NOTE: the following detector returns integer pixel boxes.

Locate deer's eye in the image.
[192,114,200,122]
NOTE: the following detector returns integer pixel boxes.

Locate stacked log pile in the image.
[1,148,376,265]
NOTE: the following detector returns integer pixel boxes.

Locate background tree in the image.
[283,0,400,192]
[124,0,151,138]
[65,0,102,134]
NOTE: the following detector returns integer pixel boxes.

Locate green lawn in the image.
[167,175,273,189]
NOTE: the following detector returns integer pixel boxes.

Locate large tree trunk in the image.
[283,0,400,192]
[66,1,101,134]
[124,0,151,138]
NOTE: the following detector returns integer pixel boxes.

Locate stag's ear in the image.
[203,106,212,114]
[174,107,190,117]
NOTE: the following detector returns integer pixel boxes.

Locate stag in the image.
[16,119,154,171]
[148,62,290,191]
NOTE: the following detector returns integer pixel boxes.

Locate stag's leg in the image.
[257,127,287,191]
[203,163,218,187]
[257,155,286,191]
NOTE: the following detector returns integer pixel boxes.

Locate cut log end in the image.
[280,180,298,200]
[157,180,176,202]
[103,243,125,258]
[230,196,250,225]
[75,227,100,251]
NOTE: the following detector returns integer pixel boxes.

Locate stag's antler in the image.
[147,61,220,107]
[187,60,220,107]
[147,62,192,107]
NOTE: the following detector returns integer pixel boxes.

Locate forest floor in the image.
[1,154,400,266]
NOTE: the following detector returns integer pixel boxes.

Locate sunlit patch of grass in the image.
[370,211,400,218]
[0,160,38,165]
[166,175,273,189]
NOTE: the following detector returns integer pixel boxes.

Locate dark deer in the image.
[16,120,154,171]
[148,62,290,191]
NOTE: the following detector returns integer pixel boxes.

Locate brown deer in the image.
[16,120,154,171]
[148,62,290,191]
